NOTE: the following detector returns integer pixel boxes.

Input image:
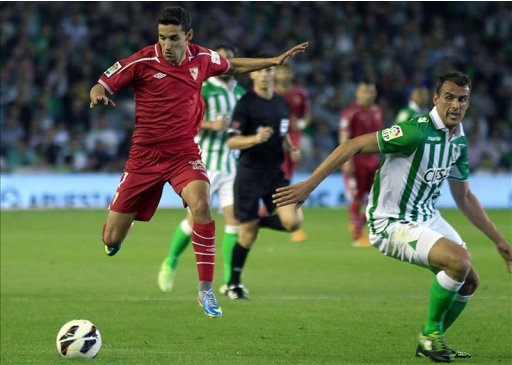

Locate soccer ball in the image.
[56,319,102,359]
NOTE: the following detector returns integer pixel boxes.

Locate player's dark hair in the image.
[157,6,192,32]
[435,72,472,95]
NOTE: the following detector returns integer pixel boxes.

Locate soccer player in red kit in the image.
[89,6,308,318]
[339,81,383,247]
[275,64,311,242]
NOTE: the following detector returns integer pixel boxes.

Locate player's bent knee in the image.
[189,199,211,219]
[279,216,302,232]
[283,221,301,232]
[446,251,472,280]
[460,268,480,295]
[239,231,258,247]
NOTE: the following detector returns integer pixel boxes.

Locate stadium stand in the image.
[1,2,511,173]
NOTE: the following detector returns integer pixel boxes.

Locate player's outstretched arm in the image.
[273,132,379,207]
[227,42,309,75]
[449,180,512,273]
[89,84,116,109]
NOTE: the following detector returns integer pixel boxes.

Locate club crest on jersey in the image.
[104,62,122,78]
[418,116,429,123]
[189,159,206,171]
[451,144,462,161]
[382,125,403,141]
[189,67,199,81]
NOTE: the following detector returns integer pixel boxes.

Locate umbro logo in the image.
[153,72,167,79]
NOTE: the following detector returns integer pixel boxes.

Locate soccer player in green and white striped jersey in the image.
[158,45,246,293]
[273,72,512,363]
[395,86,430,124]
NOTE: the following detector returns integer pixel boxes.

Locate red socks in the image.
[192,221,216,282]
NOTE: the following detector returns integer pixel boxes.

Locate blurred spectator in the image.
[0,2,510,173]
[1,108,24,157]
[6,140,37,171]
[84,115,120,171]
[467,128,502,172]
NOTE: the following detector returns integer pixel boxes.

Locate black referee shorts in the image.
[234,165,289,223]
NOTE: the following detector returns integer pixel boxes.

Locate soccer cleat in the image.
[226,284,249,300]
[219,283,250,296]
[158,262,176,292]
[104,243,122,256]
[197,290,223,318]
[219,284,228,295]
[352,237,371,248]
[291,229,308,243]
[352,230,371,248]
[447,348,472,359]
[415,332,453,363]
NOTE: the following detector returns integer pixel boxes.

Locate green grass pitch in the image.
[1,208,511,364]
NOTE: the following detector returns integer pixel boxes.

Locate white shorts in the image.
[208,170,235,210]
[369,213,466,268]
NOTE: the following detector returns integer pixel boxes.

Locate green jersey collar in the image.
[429,107,446,130]
[429,107,464,138]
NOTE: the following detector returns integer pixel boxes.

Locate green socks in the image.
[165,220,192,269]
[443,294,471,332]
[423,271,464,334]
[222,225,239,284]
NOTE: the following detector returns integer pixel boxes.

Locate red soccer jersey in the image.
[99,43,230,145]
[284,85,310,124]
[339,103,383,166]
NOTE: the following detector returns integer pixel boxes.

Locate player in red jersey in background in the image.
[275,64,311,243]
[89,6,308,318]
[339,81,383,247]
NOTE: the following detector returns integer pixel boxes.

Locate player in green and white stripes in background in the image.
[273,71,512,363]
[158,45,246,293]
[395,86,430,124]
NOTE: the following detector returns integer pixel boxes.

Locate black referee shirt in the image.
[228,90,289,169]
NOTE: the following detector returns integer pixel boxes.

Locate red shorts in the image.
[109,142,209,221]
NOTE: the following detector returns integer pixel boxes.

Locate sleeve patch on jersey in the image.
[210,50,221,65]
[382,125,403,141]
[104,62,122,78]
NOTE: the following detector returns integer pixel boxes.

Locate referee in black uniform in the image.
[226,65,304,299]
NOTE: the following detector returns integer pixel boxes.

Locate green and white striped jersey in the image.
[196,77,246,173]
[367,107,469,234]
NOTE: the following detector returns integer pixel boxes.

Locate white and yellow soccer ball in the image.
[56,319,102,359]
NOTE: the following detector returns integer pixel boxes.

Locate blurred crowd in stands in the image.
[1,2,511,174]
